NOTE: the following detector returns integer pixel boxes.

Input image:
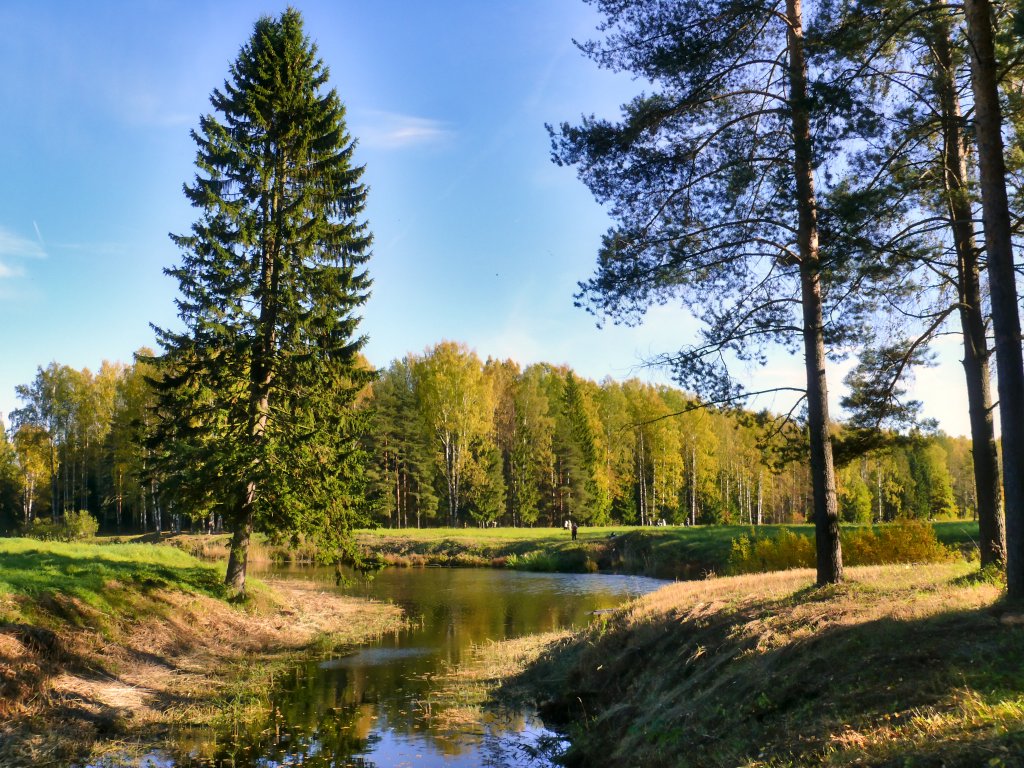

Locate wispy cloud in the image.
[0,225,47,261]
[0,225,46,289]
[355,110,453,149]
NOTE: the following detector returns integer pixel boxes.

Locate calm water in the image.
[95,567,664,768]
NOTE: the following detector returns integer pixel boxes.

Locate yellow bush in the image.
[729,528,814,574]
[843,519,954,566]
[729,520,954,574]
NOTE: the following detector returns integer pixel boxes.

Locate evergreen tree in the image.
[508,369,554,526]
[366,359,437,528]
[551,0,851,582]
[962,0,1024,598]
[906,441,957,520]
[829,0,1005,568]
[150,9,373,592]
[559,372,603,523]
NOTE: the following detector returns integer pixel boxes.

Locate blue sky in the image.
[0,0,969,435]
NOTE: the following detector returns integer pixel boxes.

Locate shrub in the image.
[728,520,954,575]
[843,519,954,566]
[62,509,99,541]
[21,510,99,542]
[729,528,815,574]
[505,550,559,571]
[22,517,63,541]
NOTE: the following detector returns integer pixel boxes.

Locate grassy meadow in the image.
[0,538,226,615]
[108,519,981,580]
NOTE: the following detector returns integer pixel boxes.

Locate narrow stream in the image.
[98,567,664,767]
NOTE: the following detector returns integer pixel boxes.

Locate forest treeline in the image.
[0,342,976,534]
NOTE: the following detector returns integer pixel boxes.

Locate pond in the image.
[96,567,665,767]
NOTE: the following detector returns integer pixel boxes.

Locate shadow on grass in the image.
[515,585,1024,767]
[0,548,226,607]
[0,546,234,766]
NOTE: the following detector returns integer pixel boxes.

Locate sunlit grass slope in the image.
[523,562,1023,767]
[0,538,225,625]
[0,537,404,767]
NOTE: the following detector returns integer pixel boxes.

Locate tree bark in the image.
[963,0,1024,597]
[228,165,281,592]
[225,484,254,592]
[930,10,1005,567]
[787,0,842,584]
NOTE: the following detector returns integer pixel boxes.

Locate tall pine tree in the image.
[551,0,851,583]
[151,9,373,593]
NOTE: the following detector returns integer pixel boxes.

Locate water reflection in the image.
[92,567,663,767]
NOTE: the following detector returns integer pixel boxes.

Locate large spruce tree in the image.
[152,9,373,593]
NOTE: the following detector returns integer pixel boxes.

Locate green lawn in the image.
[0,538,225,623]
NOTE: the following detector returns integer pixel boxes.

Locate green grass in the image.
[354,521,977,579]
[96,520,980,581]
[0,538,226,624]
[932,519,983,550]
[0,537,406,766]
[356,524,743,577]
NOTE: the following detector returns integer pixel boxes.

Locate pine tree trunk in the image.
[963,0,1024,598]
[151,478,161,539]
[787,0,842,585]
[930,11,1005,568]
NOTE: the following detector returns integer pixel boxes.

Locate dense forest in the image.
[0,342,975,535]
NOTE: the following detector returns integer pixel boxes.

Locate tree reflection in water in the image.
[101,568,661,767]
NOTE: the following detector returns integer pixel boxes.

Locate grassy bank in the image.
[424,630,572,733]
[352,521,979,579]
[508,562,1022,767]
[114,521,979,580]
[0,538,404,767]
[105,531,325,565]
[355,525,745,578]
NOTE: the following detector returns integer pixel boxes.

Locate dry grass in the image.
[527,562,1024,767]
[0,578,404,768]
